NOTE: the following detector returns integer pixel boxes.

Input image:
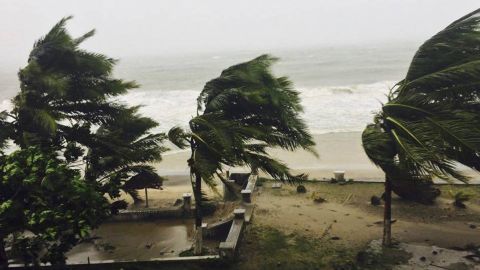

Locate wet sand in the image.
[254,182,480,249]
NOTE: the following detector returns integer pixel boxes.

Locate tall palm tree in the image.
[362,9,480,246]
[169,55,316,254]
[7,17,166,204]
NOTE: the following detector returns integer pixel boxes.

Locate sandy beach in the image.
[155,131,480,183]
[156,132,384,180]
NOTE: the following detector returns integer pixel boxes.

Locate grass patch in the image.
[229,225,357,270]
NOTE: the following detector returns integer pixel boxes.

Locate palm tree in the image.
[85,106,167,207]
[362,9,480,246]
[168,55,316,254]
[7,17,166,205]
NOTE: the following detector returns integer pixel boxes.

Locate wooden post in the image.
[383,175,392,246]
[194,171,203,255]
[145,188,149,208]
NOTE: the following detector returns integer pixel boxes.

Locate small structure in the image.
[223,179,238,201]
[229,173,251,187]
[241,189,252,203]
[272,182,282,189]
[183,193,192,212]
[333,170,345,182]
[219,208,246,259]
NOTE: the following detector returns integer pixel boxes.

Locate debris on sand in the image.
[370,195,382,206]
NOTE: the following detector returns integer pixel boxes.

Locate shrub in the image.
[297,185,307,193]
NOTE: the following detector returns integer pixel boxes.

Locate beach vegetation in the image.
[0,17,166,266]
[0,147,109,267]
[0,16,166,205]
[450,190,472,209]
[168,55,316,254]
[297,184,307,193]
[362,9,480,246]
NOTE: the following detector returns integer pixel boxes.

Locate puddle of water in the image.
[67,219,194,263]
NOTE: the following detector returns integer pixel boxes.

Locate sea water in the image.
[0,42,418,135]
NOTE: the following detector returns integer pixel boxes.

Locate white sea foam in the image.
[0,99,12,112]
[0,80,394,137]
[116,80,394,135]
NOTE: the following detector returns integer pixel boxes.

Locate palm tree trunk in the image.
[383,174,392,247]
[0,238,8,270]
[193,171,203,255]
[144,188,149,208]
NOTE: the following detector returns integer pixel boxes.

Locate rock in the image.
[464,254,480,263]
[432,250,438,255]
[331,236,341,240]
[454,201,467,209]
[296,185,307,193]
[469,224,477,229]
[370,196,382,206]
[374,219,396,225]
[420,256,426,262]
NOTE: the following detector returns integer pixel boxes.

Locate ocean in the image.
[0,43,418,134]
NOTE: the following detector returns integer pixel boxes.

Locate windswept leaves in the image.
[363,9,480,183]
[173,54,316,187]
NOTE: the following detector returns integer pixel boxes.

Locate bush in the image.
[450,190,472,208]
[296,185,307,193]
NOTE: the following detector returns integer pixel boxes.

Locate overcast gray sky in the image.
[0,0,479,67]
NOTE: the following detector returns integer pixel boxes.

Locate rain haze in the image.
[3,2,480,267]
[1,0,480,134]
[0,0,479,65]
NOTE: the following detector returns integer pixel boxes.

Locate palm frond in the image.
[167,126,190,149]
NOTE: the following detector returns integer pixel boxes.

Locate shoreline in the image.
[156,131,480,183]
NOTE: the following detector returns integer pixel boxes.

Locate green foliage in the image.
[13,16,137,148]
[449,190,473,208]
[362,9,480,183]
[84,106,167,202]
[0,147,109,265]
[296,185,307,193]
[232,225,352,270]
[0,17,168,266]
[170,55,316,188]
[4,17,166,202]
[168,55,316,237]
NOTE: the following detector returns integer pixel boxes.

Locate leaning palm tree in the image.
[85,106,167,207]
[169,55,316,254]
[8,17,166,206]
[362,9,480,246]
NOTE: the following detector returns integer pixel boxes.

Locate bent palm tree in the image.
[169,55,316,254]
[8,17,166,204]
[362,9,480,246]
[85,107,167,206]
